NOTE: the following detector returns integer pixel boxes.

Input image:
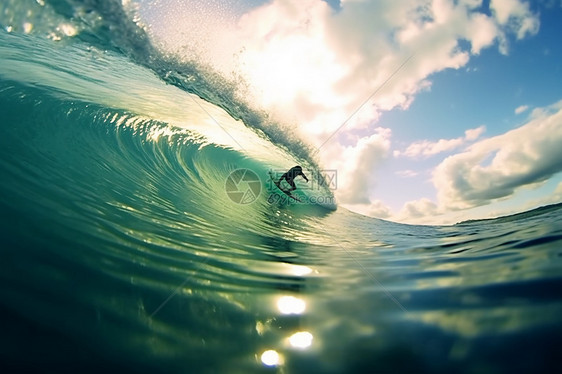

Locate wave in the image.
[0,0,337,215]
[456,202,562,225]
[0,0,323,184]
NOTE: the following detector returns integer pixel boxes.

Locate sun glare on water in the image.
[260,349,282,366]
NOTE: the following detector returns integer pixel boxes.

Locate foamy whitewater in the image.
[1,1,561,373]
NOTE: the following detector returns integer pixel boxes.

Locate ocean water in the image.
[1,1,561,373]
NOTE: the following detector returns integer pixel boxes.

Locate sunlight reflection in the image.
[289,331,313,349]
[260,349,282,367]
[290,264,313,276]
[277,296,306,315]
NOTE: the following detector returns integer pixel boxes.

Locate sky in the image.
[139,0,562,224]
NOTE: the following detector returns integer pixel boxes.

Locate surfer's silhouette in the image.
[277,165,309,192]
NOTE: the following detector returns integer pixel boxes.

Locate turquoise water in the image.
[1,1,561,373]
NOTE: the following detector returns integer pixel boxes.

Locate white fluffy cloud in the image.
[490,0,540,37]
[223,0,539,165]
[398,198,439,220]
[396,169,419,178]
[433,101,562,210]
[515,104,529,114]
[329,128,392,205]
[344,200,393,219]
[396,126,485,158]
[152,0,539,135]
[489,0,540,53]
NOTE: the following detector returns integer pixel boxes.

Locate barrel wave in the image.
[1,1,561,374]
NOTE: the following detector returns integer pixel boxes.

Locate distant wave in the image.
[456,202,562,225]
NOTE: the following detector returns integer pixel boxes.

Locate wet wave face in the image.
[1,1,561,373]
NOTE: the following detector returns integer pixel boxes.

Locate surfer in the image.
[276,165,309,192]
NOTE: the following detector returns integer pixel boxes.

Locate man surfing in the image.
[276,165,309,192]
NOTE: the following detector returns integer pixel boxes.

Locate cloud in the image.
[367,200,393,219]
[489,0,540,54]
[396,169,419,178]
[490,0,540,39]
[433,100,562,210]
[331,128,392,204]
[515,104,529,114]
[155,0,540,136]
[343,200,393,219]
[397,198,439,220]
[396,125,485,158]
[464,126,486,140]
[149,0,540,140]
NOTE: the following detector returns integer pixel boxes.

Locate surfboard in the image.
[268,172,302,202]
